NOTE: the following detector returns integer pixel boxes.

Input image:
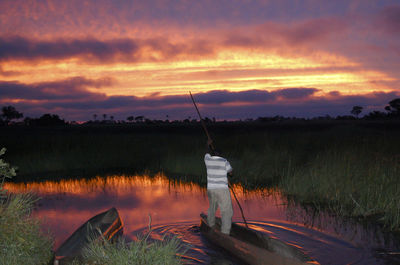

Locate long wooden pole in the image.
[189,91,249,228]
[189,92,215,151]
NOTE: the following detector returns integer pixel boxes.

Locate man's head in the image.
[206,139,221,156]
[210,148,221,157]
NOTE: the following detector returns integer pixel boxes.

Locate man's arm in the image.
[226,160,233,177]
[206,139,213,154]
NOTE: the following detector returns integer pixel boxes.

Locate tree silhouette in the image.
[36,114,65,126]
[93,114,98,121]
[1,106,23,124]
[135,116,144,122]
[127,116,134,122]
[386,98,400,115]
[365,111,386,120]
[350,106,363,118]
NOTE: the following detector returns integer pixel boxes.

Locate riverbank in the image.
[1,120,399,231]
[1,151,185,265]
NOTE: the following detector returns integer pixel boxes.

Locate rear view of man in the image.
[204,140,233,235]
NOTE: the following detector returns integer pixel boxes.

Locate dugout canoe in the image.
[54,207,123,264]
[200,213,319,265]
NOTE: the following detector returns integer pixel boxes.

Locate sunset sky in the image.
[1,0,399,121]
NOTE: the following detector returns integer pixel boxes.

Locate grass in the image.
[0,125,206,179]
[75,233,185,265]
[0,193,54,265]
[280,145,400,230]
[0,193,185,265]
[1,146,186,265]
[0,148,54,265]
[1,120,400,231]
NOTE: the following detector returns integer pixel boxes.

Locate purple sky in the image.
[0,0,399,121]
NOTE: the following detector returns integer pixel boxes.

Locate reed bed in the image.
[280,145,400,230]
[0,148,53,265]
[1,146,186,265]
[76,234,185,265]
[0,193,54,265]
[1,121,400,230]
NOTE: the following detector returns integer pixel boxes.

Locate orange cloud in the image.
[0,1,399,120]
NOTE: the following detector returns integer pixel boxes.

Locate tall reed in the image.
[79,233,185,265]
[0,148,53,265]
[1,122,400,230]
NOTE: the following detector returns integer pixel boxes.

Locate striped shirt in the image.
[204,153,232,190]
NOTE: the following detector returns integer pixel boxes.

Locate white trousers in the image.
[207,188,233,234]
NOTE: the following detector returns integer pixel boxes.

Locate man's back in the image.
[204,153,232,190]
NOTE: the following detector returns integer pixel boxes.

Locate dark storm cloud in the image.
[1,77,398,121]
[0,36,140,62]
[0,36,215,62]
[194,90,273,104]
[0,77,111,100]
[274,88,319,99]
[1,80,321,113]
[193,88,319,104]
[34,93,188,110]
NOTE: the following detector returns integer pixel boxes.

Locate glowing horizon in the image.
[1,0,399,121]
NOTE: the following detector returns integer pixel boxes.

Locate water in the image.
[5,174,400,264]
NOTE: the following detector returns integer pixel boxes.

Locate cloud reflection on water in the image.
[5,174,398,264]
[4,174,285,248]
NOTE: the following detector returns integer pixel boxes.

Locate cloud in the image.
[0,65,19,76]
[0,36,216,63]
[193,88,319,104]
[0,15,351,65]
[187,91,400,120]
[0,77,112,100]
[1,78,398,121]
[375,5,400,35]
[194,90,274,104]
[277,18,348,45]
[0,36,140,62]
[0,0,373,39]
[222,17,348,51]
[0,1,399,121]
[274,88,319,99]
[143,38,214,59]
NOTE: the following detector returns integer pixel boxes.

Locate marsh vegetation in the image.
[1,148,186,265]
[77,234,185,265]
[0,148,53,265]
[1,120,400,232]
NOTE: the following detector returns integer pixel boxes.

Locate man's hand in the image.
[207,139,214,151]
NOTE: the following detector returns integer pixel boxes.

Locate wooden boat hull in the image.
[55,207,123,263]
[200,213,318,265]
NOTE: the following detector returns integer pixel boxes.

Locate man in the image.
[204,139,233,235]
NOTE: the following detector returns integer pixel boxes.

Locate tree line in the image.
[1,98,399,126]
[0,106,65,126]
[350,98,400,119]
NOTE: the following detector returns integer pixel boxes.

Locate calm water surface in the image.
[5,175,399,265]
